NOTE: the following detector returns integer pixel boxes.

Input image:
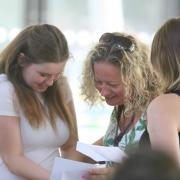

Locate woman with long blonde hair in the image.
[0,24,79,179]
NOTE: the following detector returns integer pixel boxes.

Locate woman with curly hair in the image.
[80,32,161,179]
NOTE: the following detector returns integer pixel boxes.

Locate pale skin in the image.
[0,60,80,179]
[147,93,180,166]
[85,62,141,180]
[93,62,124,106]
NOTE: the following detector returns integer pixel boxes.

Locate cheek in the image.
[25,74,43,85]
[114,88,125,105]
[24,76,36,87]
[115,87,124,97]
[22,68,34,83]
[34,77,48,86]
[95,84,101,92]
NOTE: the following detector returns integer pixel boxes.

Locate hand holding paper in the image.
[51,157,95,180]
[76,141,127,163]
[51,142,127,180]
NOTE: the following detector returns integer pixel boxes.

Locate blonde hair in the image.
[81,32,161,116]
[151,17,180,92]
[0,24,75,132]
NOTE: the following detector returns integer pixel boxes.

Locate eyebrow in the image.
[38,71,62,76]
[94,79,121,84]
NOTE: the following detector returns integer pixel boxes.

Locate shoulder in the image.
[0,74,18,116]
[147,93,180,125]
[148,93,180,112]
[0,74,14,93]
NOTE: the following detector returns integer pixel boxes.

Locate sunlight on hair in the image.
[0,27,7,43]
[8,28,21,41]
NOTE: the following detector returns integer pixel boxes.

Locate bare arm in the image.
[93,137,104,145]
[147,94,180,165]
[0,116,50,180]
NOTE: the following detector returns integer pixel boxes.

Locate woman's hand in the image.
[84,167,115,180]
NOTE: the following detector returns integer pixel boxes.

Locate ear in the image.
[17,53,26,67]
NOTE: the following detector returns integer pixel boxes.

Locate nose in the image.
[99,84,111,97]
[45,77,54,86]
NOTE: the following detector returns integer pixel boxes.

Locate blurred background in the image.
[0,0,180,143]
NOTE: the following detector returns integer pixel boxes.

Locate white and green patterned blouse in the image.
[103,107,146,153]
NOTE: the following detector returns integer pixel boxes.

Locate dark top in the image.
[139,90,180,150]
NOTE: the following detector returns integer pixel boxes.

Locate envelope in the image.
[51,142,127,180]
[51,157,95,180]
[76,141,127,163]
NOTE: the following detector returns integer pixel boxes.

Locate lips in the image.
[35,84,48,91]
[105,96,123,106]
[39,86,48,90]
[105,96,115,101]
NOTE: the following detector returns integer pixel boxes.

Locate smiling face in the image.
[21,62,66,92]
[93,62,124,106]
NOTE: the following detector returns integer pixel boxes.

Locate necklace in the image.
[114,106,135,146]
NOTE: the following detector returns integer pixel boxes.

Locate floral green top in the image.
[103,107,146,153]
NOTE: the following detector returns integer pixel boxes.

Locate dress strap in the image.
[169,89,180,96]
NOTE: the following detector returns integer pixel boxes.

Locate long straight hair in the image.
[0,24,75,133]
[151,17,180,92]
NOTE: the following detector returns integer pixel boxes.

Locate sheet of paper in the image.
[76,141,127,163]
[51,157,95,180]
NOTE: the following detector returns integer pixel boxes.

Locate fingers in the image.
[81,167,115,180]
[89,167,108,175]
[87,174,107,180]
[90,167,115,175]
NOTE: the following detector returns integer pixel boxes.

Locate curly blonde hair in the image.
[81,32,161,116]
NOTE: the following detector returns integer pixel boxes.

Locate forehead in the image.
[30,62,66,73]
[93,62,122,81]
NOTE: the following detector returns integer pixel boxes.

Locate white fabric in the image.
[0,74,71,179]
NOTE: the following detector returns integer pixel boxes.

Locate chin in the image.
[105,101,116,106]
[37,89,46,93]
[34,87,48,92]
[106,100,123,106]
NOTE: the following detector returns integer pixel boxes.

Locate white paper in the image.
[51,157,95,180]
[76,141,127,163]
